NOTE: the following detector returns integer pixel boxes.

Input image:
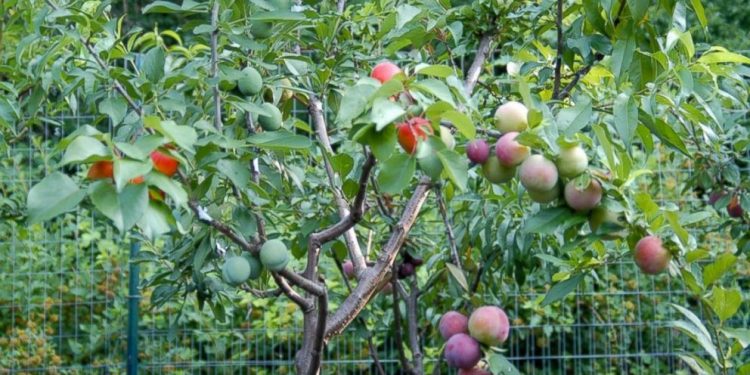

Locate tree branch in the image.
[187,200,258,254]
[272,273,313,311]
[324,178,432,339]
[391,274,412,373]
[435,185,461,271]
[553,0,564,99]
[307,290,328,375]
[277,269,326,296]
[464,32,495,95]
[337,0,346,12]
[210,0,222,131]
[308,95,368,276]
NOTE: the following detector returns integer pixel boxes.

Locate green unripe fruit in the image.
[527,186,560,203]
[482,157,515,184]
[222,256,252,286]
[250,21,273,39]
[556,144,588,178]
[238,67,263,96]
[279,78,294,101]
[258,103,283,131]
[241,253,263,280]
[260,239,290,271]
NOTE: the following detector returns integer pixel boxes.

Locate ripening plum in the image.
[259,239,290,271]
[466,139,490,164]
[398,262,415,279]
[495,132,529,167]
[527,185,560,204]
[371,61,402,83]
[459,368,492,375]
[556,144,588,178]
[634,235,671,275]
[564,179,602,212]
[708,190,728,205]
[342,260,355,279]
[438,311,469,340]
[468,306,510,346]
[494,101,528,133]
[519,155,558,192]
[727,195,744,218]
[444,333,482,369]
[482,157,516,184]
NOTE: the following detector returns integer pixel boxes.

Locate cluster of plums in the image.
[86,148,179,201]
[222,239,290,286]
[438,306,510,373]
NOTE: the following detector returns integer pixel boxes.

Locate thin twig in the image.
[187,200,258,254]
[405,276,423,374]
[272,273,313,311]
[391,273,412,373]
[464,32,495,95]
[552,0,564,99]
[210,0,222,131]
[277,269,326,296]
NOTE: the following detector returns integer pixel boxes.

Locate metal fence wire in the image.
[1,51,748,374]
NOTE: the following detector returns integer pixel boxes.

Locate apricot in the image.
[519,155,558,192]
[527,185,559,204]
[222,256,251,286]
[151,150,179,176]
[259,239,290,271]
[727,195,744,218]
[86,161,114,180]
[397,117,433,154]
[371,61,402,83]
[634,235,670,275]
[438,311,469,340]
[342,260,355,279]
[466,139,490,164]
[556,144,588,178]
[258,103,283,131]
[238,67,263,96]
[459,368,492,375]
[564,179,602,212]
[468,306,510,346]
[494,101,528,133]
[482,157,515,184]
[444,333,482,369]
[495,132,529,167]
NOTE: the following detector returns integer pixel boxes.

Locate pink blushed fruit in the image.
[468,306,510,346]
[519,155,559,192]
[439,311,469,340]
[634,235,671,275]
[495,132,530,167]
[564,179,603,212]
[467,139,490,164]
[444,333,482,369]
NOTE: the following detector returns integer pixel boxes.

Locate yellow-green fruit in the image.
[260,239,290,271]
[238,67,263,96]
[279,78,294,101]
[241,253,263,280]
[482,157,515,184]
[250,21,273,39]
[222,256,252,286]
[439,127,456,150]
[258,103,283,131]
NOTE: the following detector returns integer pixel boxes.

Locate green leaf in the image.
[337,84,377,125]
[144,116,197,153]
[613,93,637,146]
[414,64,455,78]
[145,173,188,206]
[249,11,306,21]
[395,4,421,29]
[371,98,405,131]
[445,262,468,291]
[377,153,415,194]
[216,159,251,190]
[371,79,404,100]
[677,354,716,375]
[143,48,165,83]
[557,97,592,136]
[27,172,86,224]
[708,287,741,322]
[61,136,110,164]
[441,110,475,139]
[247,130,313,150]
[627,0,649,22]
[638,112,690,156]
[113,159,152,191]
[137,201,173,239]
[413,79,455,106]
[331,154,354,178]
[524,207,576,234]
[436,149,468,191]
[118,183,150,231]
[488,353,521,375]
[690,0,708,28]
[364,124,396,161]
[722,328,750,349]
[611,37,636,83]
[697,49,750,65]
[541,273,584,306]
[142,0,207,13]
[99,97,127,125]
[703,252,736,286]
[671,304,719,362]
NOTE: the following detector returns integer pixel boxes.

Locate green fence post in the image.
[127,241,140,374]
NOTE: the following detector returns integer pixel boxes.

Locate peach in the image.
[519,155,558,192]
[468,306,510,346]
[466,139,490,164]
[444,333,482,369]
[438,311,469,340]
[564,179,602,212]
[494,101,528,133]
[634,235,670,274]
[495,132,529,167]
[556,144,588,178]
